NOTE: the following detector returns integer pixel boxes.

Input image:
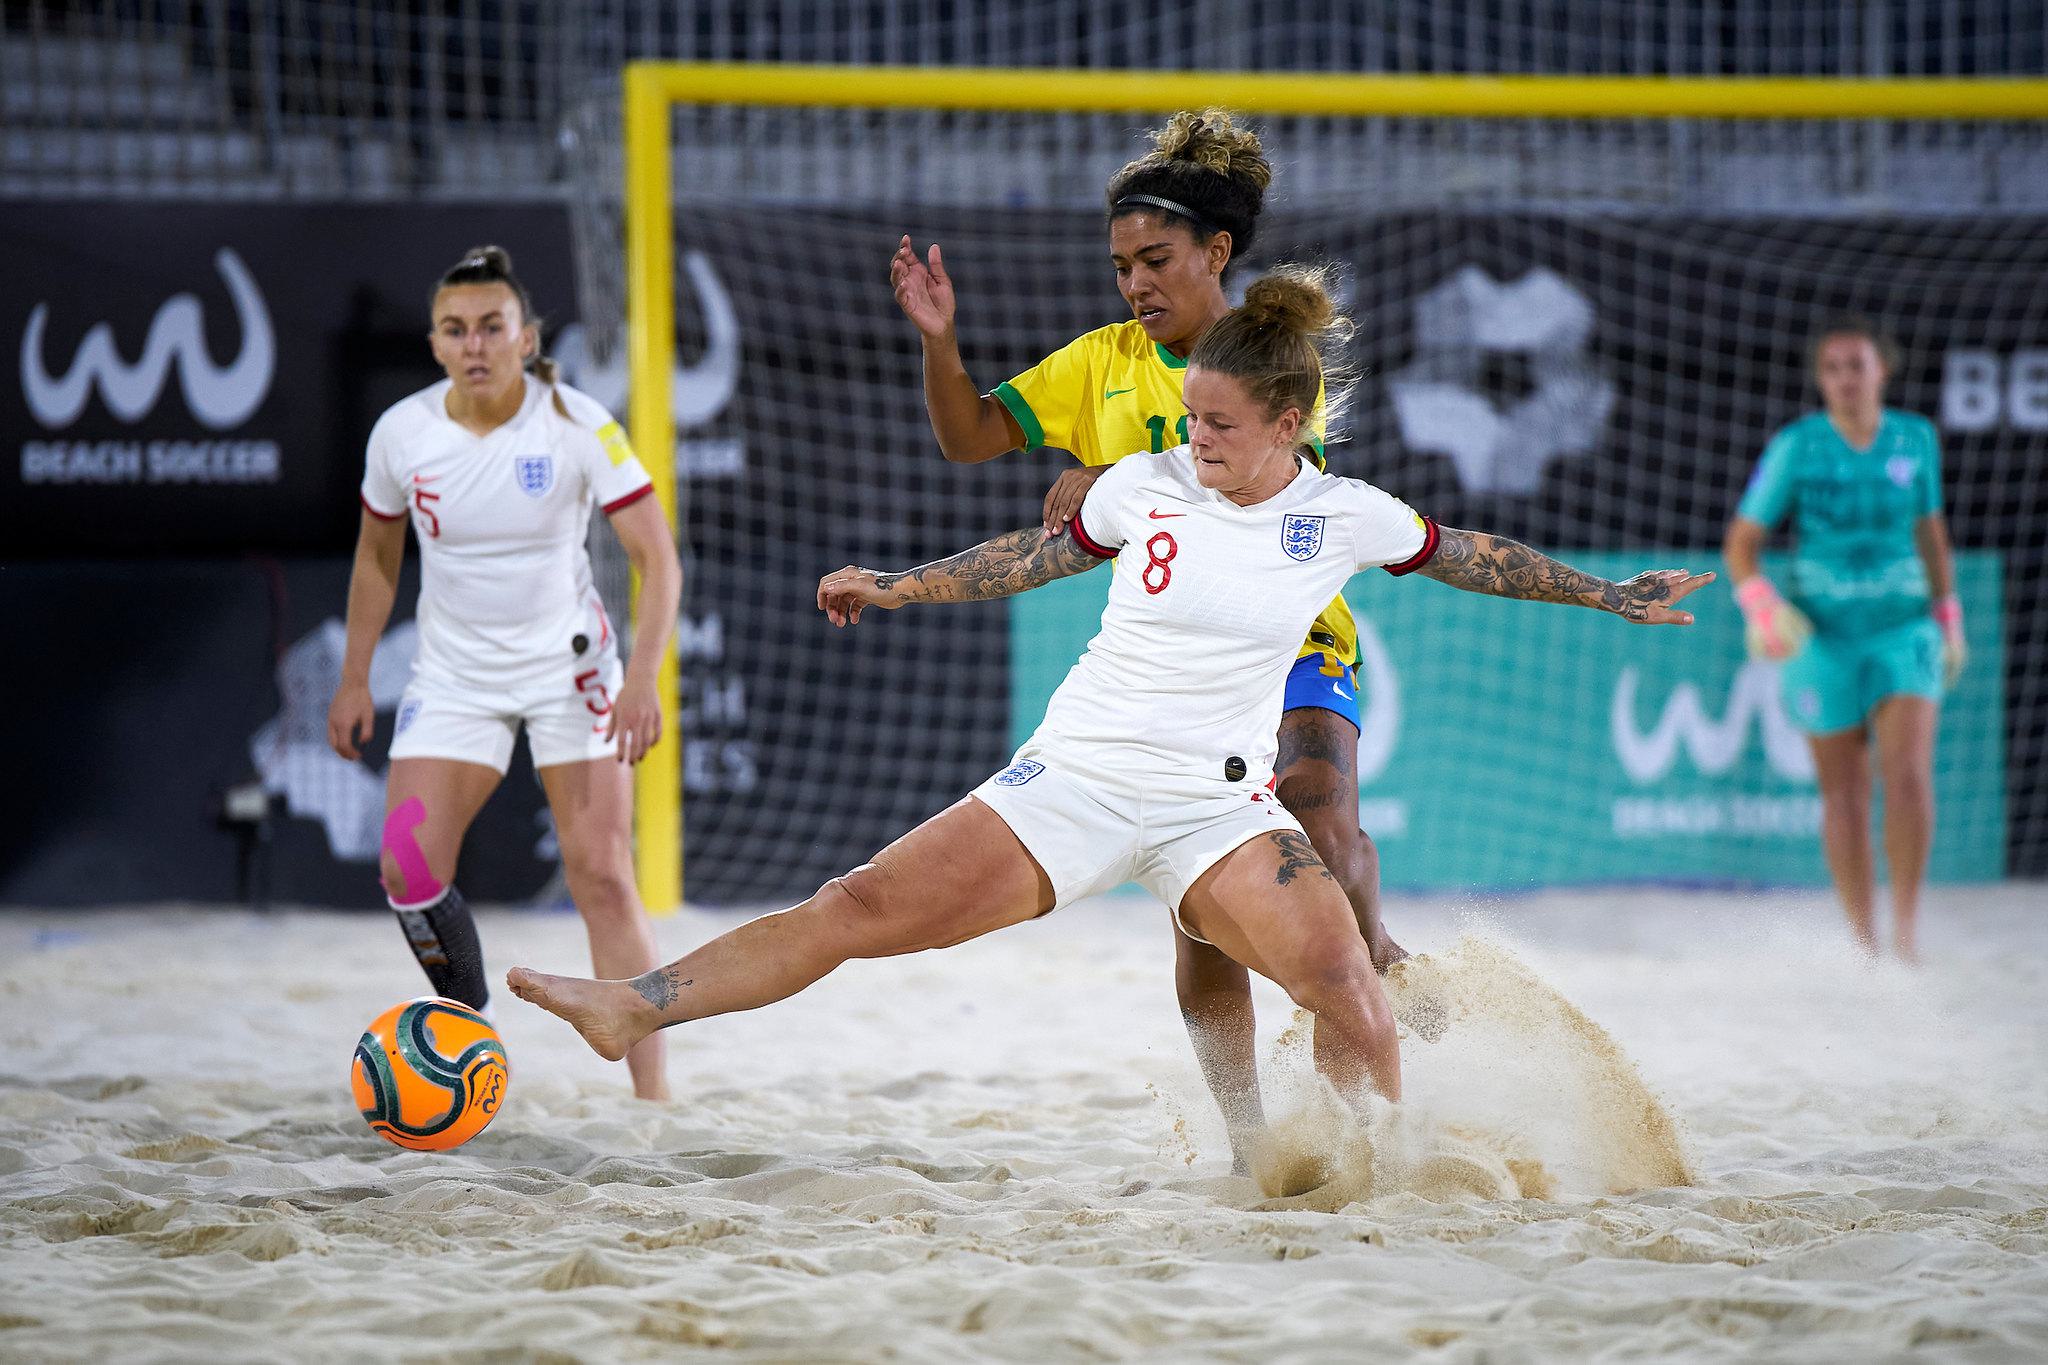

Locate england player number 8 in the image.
[1142,531,1177,595]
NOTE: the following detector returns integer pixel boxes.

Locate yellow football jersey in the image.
[991,320,1356,669]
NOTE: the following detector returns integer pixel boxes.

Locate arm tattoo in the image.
[630,967,692,1012]
[1270,831,1336,886]
[874,525,1103,604]
[1276,709,1358,779]
[1275,709,1358,813]
[1419,526,1668,622]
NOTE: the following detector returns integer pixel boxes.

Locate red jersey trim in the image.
[1382,517,1441,576]
[360,492,405,522]
[1069,513,1119,560]
[603,483,655,515]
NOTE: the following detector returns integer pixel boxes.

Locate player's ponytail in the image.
[1106,109,1271,265]
[1189,264,1355,433]
[434,245,558,384]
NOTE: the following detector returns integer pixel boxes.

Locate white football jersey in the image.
[361,378,653,702]
[1046,447,1437,776]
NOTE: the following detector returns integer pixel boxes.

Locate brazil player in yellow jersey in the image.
[891,110,1396,1167]
[1724,319,1964,964]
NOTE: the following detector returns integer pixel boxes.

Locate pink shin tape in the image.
[381,797,444,905]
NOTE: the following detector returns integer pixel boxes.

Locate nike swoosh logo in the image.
[1147,509,1186,519]
[1331,685,1352,699]
[1103,387,1135,399]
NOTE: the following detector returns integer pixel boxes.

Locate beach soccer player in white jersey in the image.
[892,109,1407,1161]
[327,245,682,1100]
[506,268,1711,1123]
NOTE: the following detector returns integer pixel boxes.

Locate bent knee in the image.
[379,851,455,904]
[1319,964,1397,1038]
[1281,946,1378,1011]
[562,844,637,906]
[821,859,977,958]
[816,864,898,936]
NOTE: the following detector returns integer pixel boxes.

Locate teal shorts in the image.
[1780,616,1942,735]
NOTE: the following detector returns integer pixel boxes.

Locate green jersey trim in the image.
[1153,342,1188,371]
[988,382,1045,453]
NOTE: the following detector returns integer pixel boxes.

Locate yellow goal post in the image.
[622,61,2048,914]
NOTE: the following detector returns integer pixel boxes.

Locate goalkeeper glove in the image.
[1933,594,1967,689]
[1735,577,1813,661]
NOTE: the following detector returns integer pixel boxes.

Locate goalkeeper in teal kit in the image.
[1723,318,1966,964]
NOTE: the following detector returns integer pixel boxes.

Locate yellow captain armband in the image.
[596,420,636,468]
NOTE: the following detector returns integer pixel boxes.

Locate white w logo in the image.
[20,248,274,430]
[553,251,739,428]
[1611,661,1814,784]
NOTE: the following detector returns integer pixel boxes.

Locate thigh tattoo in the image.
[1270,831,1336,886]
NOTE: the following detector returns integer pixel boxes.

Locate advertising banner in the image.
[1012,552,2004,890]
[4,203,2038,905]
[1,203,575,556]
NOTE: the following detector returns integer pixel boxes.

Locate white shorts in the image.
[388,657,623,773]
[969,743,1306,940]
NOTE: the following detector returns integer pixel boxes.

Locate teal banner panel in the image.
[1010,551,2004,889]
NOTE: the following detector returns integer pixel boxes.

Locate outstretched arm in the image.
[819,526,1104,626]
[1418,525,1713,625]
[890,236,1024,463]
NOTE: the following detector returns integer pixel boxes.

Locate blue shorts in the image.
[1781,617,1943,735]
[1282,653,1361,731]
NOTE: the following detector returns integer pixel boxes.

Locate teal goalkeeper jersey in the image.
[1736,409,1943,638]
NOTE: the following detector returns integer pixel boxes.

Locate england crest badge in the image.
[993,758,1045,787]
[514,454,555,497]
[1281,513,1325,562]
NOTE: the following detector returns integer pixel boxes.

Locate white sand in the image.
[1,885,2044,1362]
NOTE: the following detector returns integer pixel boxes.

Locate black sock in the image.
[393,885,488,1010]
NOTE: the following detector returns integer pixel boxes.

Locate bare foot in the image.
[505,967,648,1061]
[1368,934,1409,973]
[1893,935,1921,967]
[1227,1125,1266,1178]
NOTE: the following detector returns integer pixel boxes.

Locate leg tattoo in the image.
[630,966,692,1012]
[1271,831,1336,887]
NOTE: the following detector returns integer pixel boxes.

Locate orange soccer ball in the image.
[351,997,509,1150]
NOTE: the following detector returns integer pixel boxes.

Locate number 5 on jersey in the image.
[412,485,442,539]
[575,668,612,717]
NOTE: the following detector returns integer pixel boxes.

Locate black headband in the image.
[1113,193,1220,236]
